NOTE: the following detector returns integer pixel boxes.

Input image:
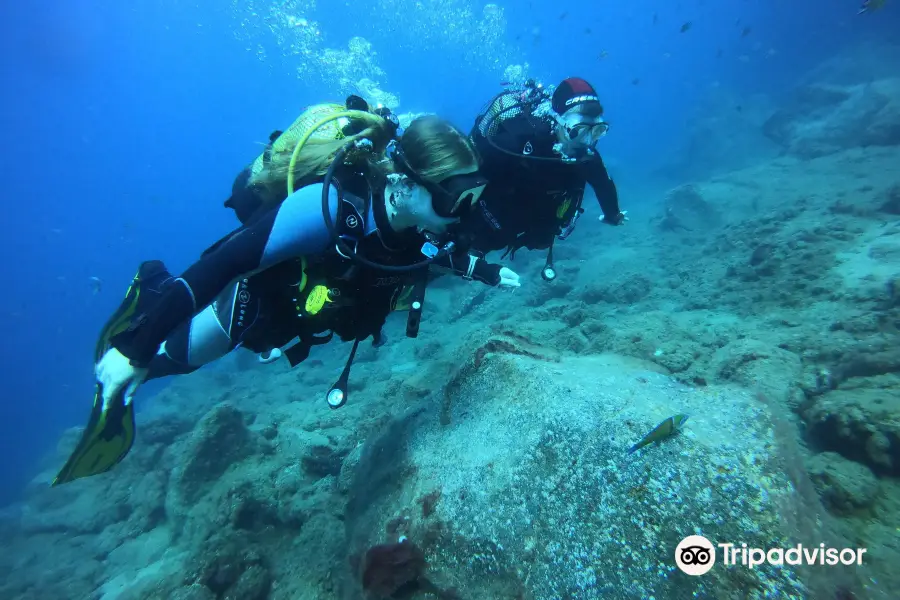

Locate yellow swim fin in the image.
[52,383,135,485]
[52,260,169,486]
[392,284,415,312]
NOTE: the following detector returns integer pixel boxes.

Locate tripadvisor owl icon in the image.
[676,535,716,575]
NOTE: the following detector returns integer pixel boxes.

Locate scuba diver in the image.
[54,113,507,486]
[468,76,627,281]
[223,96,519,366]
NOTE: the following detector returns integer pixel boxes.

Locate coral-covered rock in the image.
[708,338,802,400]
[338,444,363,495]
[807,452,880,514]
[360,540,426,598]
[762,78,900,157]
[169,584,217,600]
[141,411,196,446]
[20,470,133,535]
[301,444,351,478]
[172,403,257,504]
[222,565,271,600]
[127,470,168,533]
[661,184,722,231]
[581,275,653,305]
[802,388,900,473]
[881,185,900,215]
[339,353,828,599]
[186,535,270,600]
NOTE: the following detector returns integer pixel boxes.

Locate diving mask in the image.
[560,113,609,146]
[387,140,488,218]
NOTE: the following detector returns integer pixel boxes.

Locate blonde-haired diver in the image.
[54,110,519,486]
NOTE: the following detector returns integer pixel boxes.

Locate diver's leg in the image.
[145,284,245,380]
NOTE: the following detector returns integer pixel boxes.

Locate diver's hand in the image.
[498,267,521,288]
[372,329,388,348]
[601,210,628,226]
[95,348,148,410]
[467,255,518,287]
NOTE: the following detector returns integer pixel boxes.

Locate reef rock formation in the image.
[802,387,900,474]
[656,183,722,233]
[763,78,900,158]
[339,352,862,599]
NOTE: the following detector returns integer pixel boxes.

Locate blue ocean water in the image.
[0,0,898,597]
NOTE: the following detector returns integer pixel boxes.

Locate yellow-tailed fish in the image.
[628,414,689,454]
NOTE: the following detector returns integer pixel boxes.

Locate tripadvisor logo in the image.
[676,535,716,575]
[675,535,868,575]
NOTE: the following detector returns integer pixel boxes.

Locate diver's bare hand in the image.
[498,267,521,288]
[95,348,148,410]
[601,210,628,225]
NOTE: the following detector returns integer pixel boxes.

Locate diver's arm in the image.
[115,184,339,366]
[583,156,625,225]
[431,248,521,287]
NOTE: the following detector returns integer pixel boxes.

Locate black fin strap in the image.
[284,332,333,367]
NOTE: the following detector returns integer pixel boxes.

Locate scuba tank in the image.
[224,102,363,226]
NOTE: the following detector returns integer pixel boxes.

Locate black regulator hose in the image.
[321,144,446,273]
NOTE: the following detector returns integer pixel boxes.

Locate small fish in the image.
[741,26,752,37]
[89,276,103,295]
[584,27,592,35]
[631,78,640,85]
[628,414,689,454]
[716,48,723,58]
[859,0,886,14]
[598,50,609,59]
[652,12,658,25]
[680,22,692,33]
[559,11,568,20]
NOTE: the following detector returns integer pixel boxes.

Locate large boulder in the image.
[657,183,722,232]
[763,78,900,158]
[806,452,880,515]
[338,352,855,599]
[708,338,803,401]
[802,387,900,473]
[170,403,258,506]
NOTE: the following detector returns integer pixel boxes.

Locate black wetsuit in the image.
[224,160,508,290]
[112,177,427,378]
[469,112,622,255]
[113,167,508,380]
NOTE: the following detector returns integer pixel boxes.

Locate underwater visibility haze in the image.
[1,0,899,598]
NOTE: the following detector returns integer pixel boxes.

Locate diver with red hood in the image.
[467,77,627,281]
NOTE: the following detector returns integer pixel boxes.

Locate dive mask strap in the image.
[387,140,487,218]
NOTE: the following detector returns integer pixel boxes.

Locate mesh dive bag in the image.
[250,103,348,177]
[473,91,528,141]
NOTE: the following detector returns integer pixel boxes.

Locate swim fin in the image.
[53,261,171,486]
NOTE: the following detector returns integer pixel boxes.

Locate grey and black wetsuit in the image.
[112,182,424,379]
